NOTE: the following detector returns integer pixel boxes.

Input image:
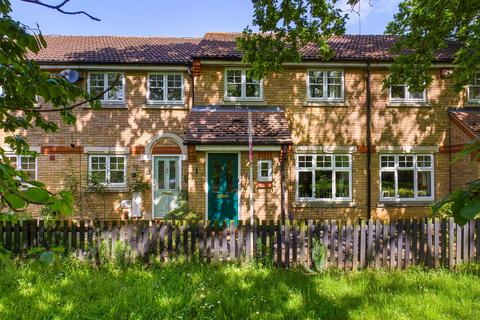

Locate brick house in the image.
[2,32,479,221]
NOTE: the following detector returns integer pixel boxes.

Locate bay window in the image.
[88,72,125,102]
[380,154,434,201]
[296,154,352,201]
[89,155,126,186]
[307,69,344,101]
[225,69,262,101]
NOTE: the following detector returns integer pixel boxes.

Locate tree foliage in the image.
[0,0,100,214]
[240,0,480,224]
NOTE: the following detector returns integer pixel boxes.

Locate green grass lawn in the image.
[1,260,479,320]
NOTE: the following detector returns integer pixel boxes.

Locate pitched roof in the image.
[184,106,293,145]
[449,109,480,138]
[28,35,201,64]
[194,32,460,62]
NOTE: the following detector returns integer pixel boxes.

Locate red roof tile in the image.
[449,109,480,137]
[184,106,293,145]
[194,32,460,62]
[28,35,201,64]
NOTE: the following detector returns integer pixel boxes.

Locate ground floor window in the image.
[6,155,37,180]
[380,154,434,201]
[296,154,352,201]
[88,155,126,186]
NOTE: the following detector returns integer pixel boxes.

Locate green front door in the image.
[208,153,238,223]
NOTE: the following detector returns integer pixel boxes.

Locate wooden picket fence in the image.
[1,218,479,269]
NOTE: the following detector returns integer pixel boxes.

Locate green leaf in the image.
[22,187,50,203]
[460,199,480,219]
[2,192,26,209]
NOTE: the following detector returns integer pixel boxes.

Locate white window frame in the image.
[306,69,345,101]
[6,154,37,180]
[88,154,127,187]
[224,68,263,101]
[467,72,480,103]
[379,154,434,202]
[147,72,184,104]
[295,154,352,201]
[389,85,426,103]
[257,160,273,182]
[87,72,125,103]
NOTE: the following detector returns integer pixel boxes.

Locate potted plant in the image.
[128,165,150,218]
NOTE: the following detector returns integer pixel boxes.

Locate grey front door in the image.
[153,156,180,218]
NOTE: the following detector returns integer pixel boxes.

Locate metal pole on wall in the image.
[248,111,254,225]
[248,111,254,255]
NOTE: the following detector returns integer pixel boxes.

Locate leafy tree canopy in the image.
[0,0,101,215]
[239,0,480,92]
[239,0,480,224]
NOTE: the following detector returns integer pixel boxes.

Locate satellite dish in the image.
[59,69,80,83]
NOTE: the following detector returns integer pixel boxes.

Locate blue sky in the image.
[11,0,400,37]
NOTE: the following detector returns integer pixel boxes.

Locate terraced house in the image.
[3,32,480,221]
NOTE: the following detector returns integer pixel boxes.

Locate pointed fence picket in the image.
[0,218,478,270]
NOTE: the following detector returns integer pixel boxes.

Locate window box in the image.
[307,69,344,102]
[224,68,263,101]
[88,72,125,103]
[147,73,184,104]
[379,154,434,202]
[296,154,352,201]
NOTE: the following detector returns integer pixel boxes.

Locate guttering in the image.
[39,64,188,71]
[199,59,455,68]
[366,60,372,219]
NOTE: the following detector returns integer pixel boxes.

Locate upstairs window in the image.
[6,155,37,180]
[307,69,344,101]
[89,155,126,187]
[296,154,351,201]
[467,73,480,102]
[390,85,426,103]
[147,73,184,104]
[380,154,434,201]
[88,72,125,103]
[225,69,262,101]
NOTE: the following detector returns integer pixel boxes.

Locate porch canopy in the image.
[184,106,293,146]
[449,108,480,138]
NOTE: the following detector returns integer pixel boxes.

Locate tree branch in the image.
[20,0,100,21]
[35,75,120,113]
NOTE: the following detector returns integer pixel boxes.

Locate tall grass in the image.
[0,258,479,319]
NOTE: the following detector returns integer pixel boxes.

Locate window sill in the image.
[386,101,429,108]
[293,200,356,208]
[303,100,346,107]
[143,103,188,110]
[223,99,266,105]
[83,103,127,109]
[377,201,434,207]
[86,186,129,193]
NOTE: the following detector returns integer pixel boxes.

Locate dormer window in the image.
[224,69,263,101]
[390,85,426,103]
[307,69,344,101]
[88,72,125,103]
[467,72,480,103]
